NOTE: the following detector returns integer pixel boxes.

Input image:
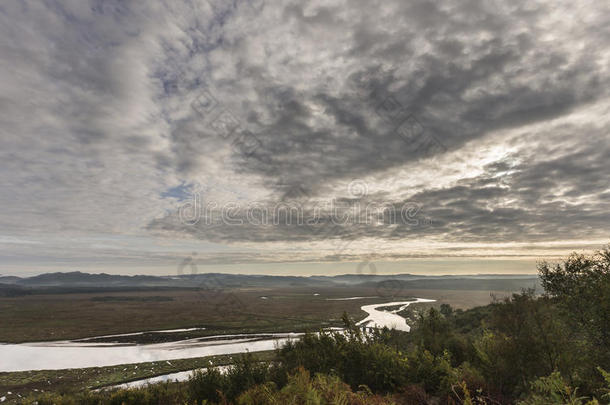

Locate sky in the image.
[0,0,609,277]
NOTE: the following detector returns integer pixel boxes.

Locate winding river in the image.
[0,333,301,372]
[356,298,436,332]
[0,298,434,372]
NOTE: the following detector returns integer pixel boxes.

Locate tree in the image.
[440,303,453,317]
[538,246,610,361]
[474,291,575,398]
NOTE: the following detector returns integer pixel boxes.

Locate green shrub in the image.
[276,327,411,393]
[518,372,591,405]
[238,368,394,405]
[188,367,228,404]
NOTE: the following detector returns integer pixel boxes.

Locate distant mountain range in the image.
[0,271,540,296]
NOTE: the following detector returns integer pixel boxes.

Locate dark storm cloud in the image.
[151,122,610,244]
[146,0,609,247]
[155,0,608,200]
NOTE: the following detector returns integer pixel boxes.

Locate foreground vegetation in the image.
[13,247,610,404]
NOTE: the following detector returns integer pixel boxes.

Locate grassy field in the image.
[0,286,508,343]
[0,286,513,402]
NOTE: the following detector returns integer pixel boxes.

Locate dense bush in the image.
[237,368,394,405]
[275,325,411,393]
[188,352,272,404]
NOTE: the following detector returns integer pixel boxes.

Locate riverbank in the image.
[356,298,436,331]
[0,352,276,404]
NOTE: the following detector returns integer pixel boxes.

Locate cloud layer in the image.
[0,0,608,272]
